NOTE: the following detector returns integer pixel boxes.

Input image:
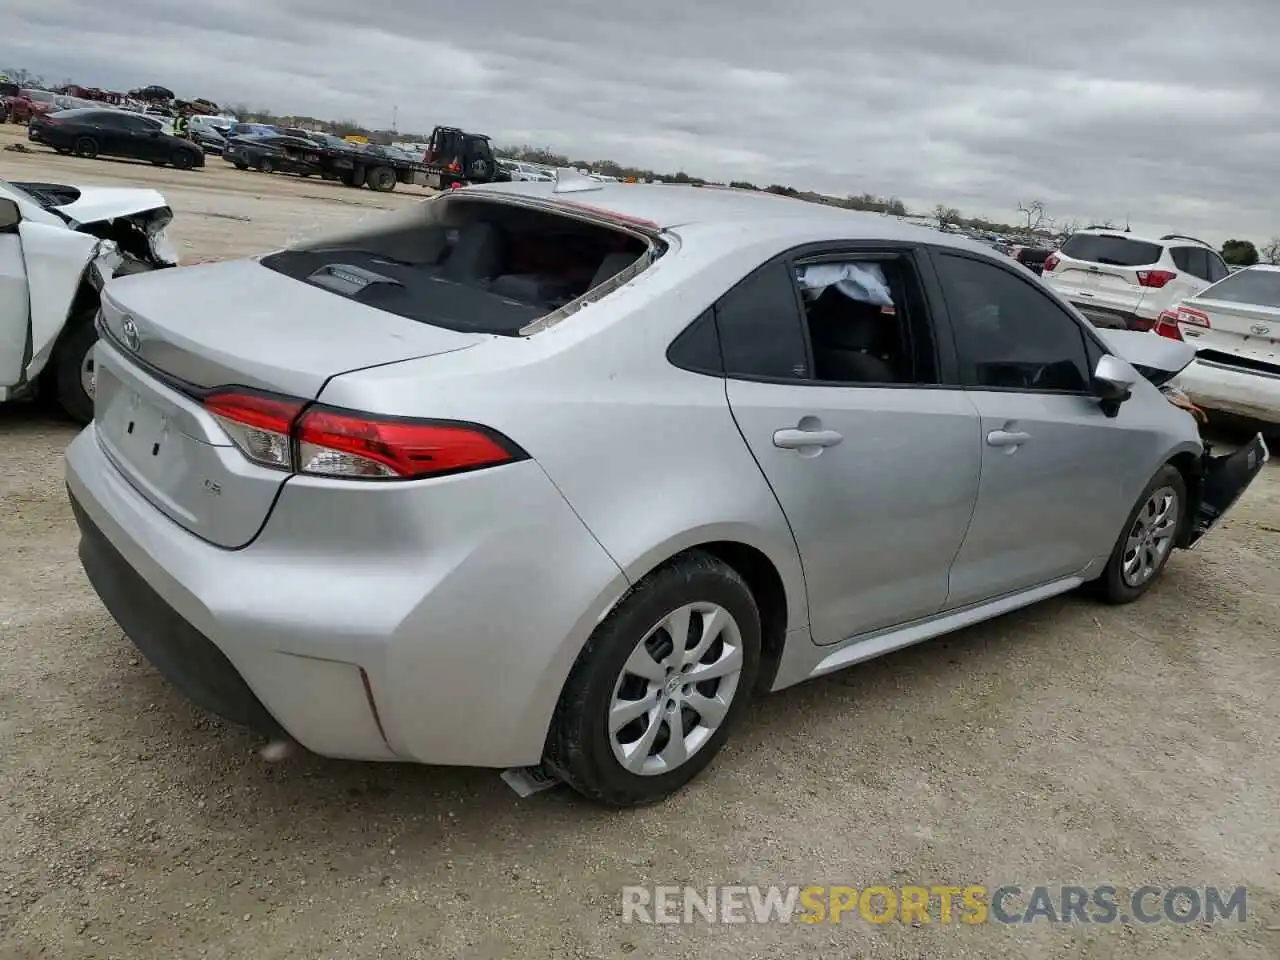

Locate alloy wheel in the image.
[608,602,744,776]
[1122,485,1179,587]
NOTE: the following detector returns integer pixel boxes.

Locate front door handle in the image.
[987,429,1031,447]
[773,428,844,450]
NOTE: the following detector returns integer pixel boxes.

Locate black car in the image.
[28,108,204,169]
[1012,245,1053,276]
[222,134,324,175]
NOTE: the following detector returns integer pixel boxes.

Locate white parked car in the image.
[1043,230,1229,332]
[1155,265,1280,425]
[0,178,178,421]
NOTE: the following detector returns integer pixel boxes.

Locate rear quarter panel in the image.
[315,224,813,634]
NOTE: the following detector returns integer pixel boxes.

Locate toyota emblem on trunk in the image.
[121,316,141,352]
[1250,323,1270,336]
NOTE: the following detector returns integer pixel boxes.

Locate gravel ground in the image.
[2,124,1279,959]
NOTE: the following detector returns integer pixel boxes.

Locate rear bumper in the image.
[72,494,283,734]
[64,422,626,768]
[1175,358,1280,425]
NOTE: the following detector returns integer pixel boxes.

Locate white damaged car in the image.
[0,178,178,421]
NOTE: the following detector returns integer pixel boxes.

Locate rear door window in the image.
[1059,234,1163,267]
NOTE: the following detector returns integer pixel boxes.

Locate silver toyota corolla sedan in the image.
[65,177,1267,806]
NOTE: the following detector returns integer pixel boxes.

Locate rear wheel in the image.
[365,165,397,192]
[544,551,761,807]
[73,136,99,159]
[1089,465,1186,604]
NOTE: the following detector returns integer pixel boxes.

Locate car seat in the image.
[806,291,897,383]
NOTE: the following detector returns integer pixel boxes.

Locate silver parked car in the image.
[65,180,1267,806]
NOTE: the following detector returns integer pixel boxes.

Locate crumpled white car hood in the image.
[52,185,170,226]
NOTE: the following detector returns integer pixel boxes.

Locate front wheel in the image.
[48,319,100,424]
[544,551,761,807]
[73,136,99,159]
[171,150,197,170]
[1089,465,1186,604]
[257,157,274,174]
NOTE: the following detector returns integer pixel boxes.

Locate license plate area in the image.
[95,361,196,487]
[1185,433,1270,548]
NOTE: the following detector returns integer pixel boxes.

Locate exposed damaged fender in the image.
[16,218,101,381]
[1093,327,1196,386]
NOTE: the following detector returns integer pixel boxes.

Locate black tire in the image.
[257,157,274,174]
[544,550,762,807]
[1088,464,1186,604]
[365,165,397,192]
[73,136,99,159]
[49,317,99,424]
[171,150,197,169]
[233,161,248,170]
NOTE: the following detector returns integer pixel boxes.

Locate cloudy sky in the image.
[6,0,1277,242]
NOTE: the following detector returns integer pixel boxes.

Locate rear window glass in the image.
[1199,269,1280,308]
[260,196,654,335]
[1060,234,1163,267]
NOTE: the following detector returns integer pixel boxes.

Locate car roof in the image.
[467,180,976,249]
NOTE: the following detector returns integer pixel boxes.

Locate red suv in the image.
[7,89,59,124]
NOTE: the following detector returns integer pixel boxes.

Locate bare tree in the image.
[1262,238,1280,265]
[1017,200,1052,232]
[1058,218,1081,238]
[933,204,961,229]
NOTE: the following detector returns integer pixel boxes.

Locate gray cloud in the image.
[6,0,1277,242]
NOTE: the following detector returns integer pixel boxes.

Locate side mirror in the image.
[1092,353,1138,417]
[0,197,20,230]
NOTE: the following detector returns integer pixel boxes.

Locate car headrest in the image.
[442,221,506,281]
[589,251,637,290]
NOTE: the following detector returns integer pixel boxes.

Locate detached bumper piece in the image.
[70,491,283,735]
[1184,433,1270,549]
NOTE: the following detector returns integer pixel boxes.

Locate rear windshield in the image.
[1060,234,1163,267]
[260,195,654,335]
[1199,269,1280,308]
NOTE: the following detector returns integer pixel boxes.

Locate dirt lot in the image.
[2,122,1279,959]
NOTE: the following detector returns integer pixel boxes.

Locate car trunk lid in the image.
[94,259,486,548]
[99,259,485,396]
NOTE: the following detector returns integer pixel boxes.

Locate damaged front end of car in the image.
[1094,327,1270,550]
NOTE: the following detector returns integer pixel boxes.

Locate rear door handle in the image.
[773,428,844,449]
[987,429,1031,447]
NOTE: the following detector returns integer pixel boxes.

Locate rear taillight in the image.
[204,390,300,469]
[1137,269,1177,288]
[1042,253,1059,272]
[1153,310,1183,341]
[296,408,518,479]
[201,388,524,480]
[1177,306,1211,328]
